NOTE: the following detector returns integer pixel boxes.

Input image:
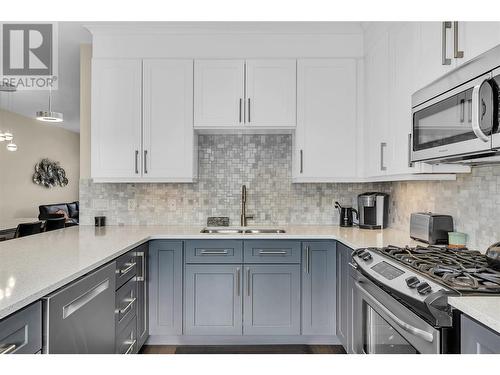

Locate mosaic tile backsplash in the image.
[390,166,500,252]
[80,134,500,251]
[80,134,390,227]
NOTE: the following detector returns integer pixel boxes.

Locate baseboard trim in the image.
[146,335,341,345]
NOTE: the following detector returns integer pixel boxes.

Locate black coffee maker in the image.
[335,202,358,227]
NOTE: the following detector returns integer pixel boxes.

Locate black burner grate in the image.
[374,245,500,293]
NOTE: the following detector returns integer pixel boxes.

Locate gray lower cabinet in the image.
[243,264,300,335]
[301,241,336,335]
[336,242,353,350]
[184,264,243,335]
[116,316,138,354]
[461,315,500,354]
[135,243,149,349]
[0,302,42,354]
[149,240,183,336]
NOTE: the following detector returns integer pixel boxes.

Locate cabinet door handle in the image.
[460,99,465,122]
[239,98,242,123]
[135,251,145,281]
[200,250,229,255]
[247,267,251,296]
[144,150,148,174]
[135,150,139,174]
[247,98,251,123]
[453,21,464,59]
[118,262,136,275]
[300,149,303,174]
[0,344,17,354]
[236,267,241,296]
[380,142,387,171]
[258,250,288,255]
[118,297,137,315]
[305,246,311,274]
[408,133,413,168]
[442,21,452,65]
[124,339,136,354]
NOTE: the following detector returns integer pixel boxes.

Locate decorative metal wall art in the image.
[33,158,69,188]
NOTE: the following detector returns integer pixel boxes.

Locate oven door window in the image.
[363,302,419,354]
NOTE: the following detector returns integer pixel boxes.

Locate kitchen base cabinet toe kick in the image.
[147,239,341,346]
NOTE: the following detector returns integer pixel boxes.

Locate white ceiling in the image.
[0,22,91,133]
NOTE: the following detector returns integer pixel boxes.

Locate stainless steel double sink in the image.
[200,227,286,234]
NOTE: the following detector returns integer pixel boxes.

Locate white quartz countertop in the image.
[448,296,500,335]
[0,224,420,320]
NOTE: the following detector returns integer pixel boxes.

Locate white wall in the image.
[0,110,80,220]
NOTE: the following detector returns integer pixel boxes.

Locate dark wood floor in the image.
[140,345,346,354]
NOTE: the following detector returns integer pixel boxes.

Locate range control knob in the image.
[416,282,432,295]
[357,250,366,258]
[405,276,420,288]
[362,253,372,261]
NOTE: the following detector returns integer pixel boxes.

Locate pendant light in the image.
[36,84,63,122]
[0,83,18,151]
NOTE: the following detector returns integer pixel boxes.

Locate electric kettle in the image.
[335,201,358,227]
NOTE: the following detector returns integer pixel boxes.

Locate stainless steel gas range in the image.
[350,245,500,354]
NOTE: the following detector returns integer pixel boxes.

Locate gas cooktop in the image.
[372,245,500,294]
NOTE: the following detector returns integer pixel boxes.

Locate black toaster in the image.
[410,212,454,245]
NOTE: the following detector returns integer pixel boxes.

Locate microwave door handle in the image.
[471,81,491,142]
[355,281,435,343]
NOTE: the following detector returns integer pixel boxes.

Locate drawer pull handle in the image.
[258,250,288,255]
[0,344,16,354]
[124,339,136,354]
[63,279,110,319]
[200,250,229,255]
[118,262,136,275]
[118,297,137,315]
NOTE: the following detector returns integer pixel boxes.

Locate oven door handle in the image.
[355,281,435,343]
[471,80,491,142]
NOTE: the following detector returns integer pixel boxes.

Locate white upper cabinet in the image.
[194,60,245,127]
[143,60,196,181]
[294,59,358,181]
[91,59,142,180]
[245,60,296,127]
[92,58,197,182]
[458,22,500,64]
[364,32,390,178]
[194,59,296,129]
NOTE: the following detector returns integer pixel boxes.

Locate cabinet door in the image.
[148,240,183,336]
[294,59,358,181]
[245,59,296,127]
[135,244,149,350]
[388,23,418,176]
[364,31,390,178]
[184,265,243,335]
[416,22,456,89]
[461,315,500,354]
[302,241,336,336]
[143,60,195,181]
[91,59,142,180]
[336,242,352,349]
[243,265,300,335]
[194,60,245,127]
[459,22,500,65]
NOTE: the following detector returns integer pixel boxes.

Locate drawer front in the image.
[115,250,137,289]
[116,316,137,354]
[115,276,137,333]
[185,240,243,263]
[243,240,301,263]
[0,302,42,354]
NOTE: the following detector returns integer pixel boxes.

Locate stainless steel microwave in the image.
[411,44,500,164]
